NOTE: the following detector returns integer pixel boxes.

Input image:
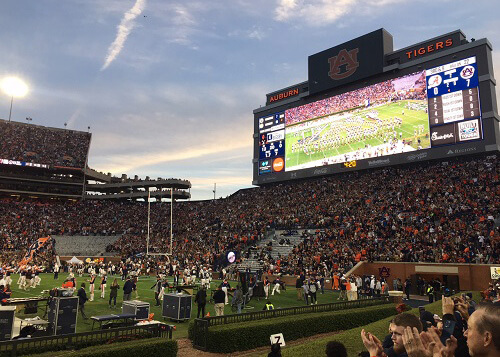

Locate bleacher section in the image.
[53,235,121,257]
[236,230,305,272]
[262,230,305,260]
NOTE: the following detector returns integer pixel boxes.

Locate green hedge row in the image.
[279,292,481,357]
[200,304,397,353]
[0,331,162,357]
[22,338,177,357]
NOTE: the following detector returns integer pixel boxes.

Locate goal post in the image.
[146,188,174,259]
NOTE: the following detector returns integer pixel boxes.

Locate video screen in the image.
[284,71,429,171]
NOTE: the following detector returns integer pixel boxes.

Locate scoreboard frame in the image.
[252,29,499,185]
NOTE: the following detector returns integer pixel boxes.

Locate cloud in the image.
[93,139,252,174]
[275,0,299,21]
[275,0,407,26]
[101,0,147,70]
[248,27,267,40]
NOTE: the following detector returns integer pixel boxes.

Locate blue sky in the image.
[0,0,498,200]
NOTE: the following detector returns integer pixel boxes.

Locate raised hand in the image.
[361,329,383,357]
[402,326,434,357]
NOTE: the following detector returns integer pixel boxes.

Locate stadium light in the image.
[1,77,29,122]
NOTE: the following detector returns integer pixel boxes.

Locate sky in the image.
[0,0,499,200]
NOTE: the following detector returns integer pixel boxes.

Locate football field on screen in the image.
[285,100,430,169]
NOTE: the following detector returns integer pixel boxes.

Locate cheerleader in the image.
[88,274,96,301]
[25,268,34,290]
[34,267,42,286]
[17,267,26,289]
[263,276,271,299]
[100,274,107,299]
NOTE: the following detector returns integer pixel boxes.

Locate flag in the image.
[20,237,51,265]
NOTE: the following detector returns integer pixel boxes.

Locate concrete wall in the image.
[257,262,495,292]
[352,262,494,291]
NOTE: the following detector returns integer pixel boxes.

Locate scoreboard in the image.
[427,56,482,146]
[253,30,498,185]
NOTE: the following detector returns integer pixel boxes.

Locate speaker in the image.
[47,297,78,335]
[122,300,150,320]
[0,306,16,341]
[162,293,191,320]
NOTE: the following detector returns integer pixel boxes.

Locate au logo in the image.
[328,48,359,80]
[378,267,390,278]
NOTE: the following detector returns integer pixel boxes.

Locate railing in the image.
[0,323,173,357]
[192,297,392,350]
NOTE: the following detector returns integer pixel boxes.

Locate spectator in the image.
[361,313,422,357]
[296,276,303,301]
[77,283,88,319]
[232,285,243,314]
[109,278,119,308]
[464,303,500,357]
[123,277,133,301]
[213,285,226,316]
[268,343,282,357]
[325,341,348,357]
[195,286,207,318]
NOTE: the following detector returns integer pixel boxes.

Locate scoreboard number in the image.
[426,56,481,131]
[342,160,357,168]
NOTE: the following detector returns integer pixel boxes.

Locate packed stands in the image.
[0,119,91,168]
[0,153,498,275]
[52,235,120,257]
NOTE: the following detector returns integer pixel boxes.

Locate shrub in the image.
[21,338,177,357]
[202,304,396,353]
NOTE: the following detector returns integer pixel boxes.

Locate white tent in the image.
[67,256,83,264]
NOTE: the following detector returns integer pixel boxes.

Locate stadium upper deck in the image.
[0,119,191,200]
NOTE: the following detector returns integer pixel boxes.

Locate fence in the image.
[0,323,173,357]
[192,296,392,350]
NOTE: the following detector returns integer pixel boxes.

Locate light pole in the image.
[1,77,29,122]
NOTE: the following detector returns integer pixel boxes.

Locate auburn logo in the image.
[328,48,359,80]
[378,266,390,278]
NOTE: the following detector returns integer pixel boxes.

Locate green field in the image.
[8,273,340,339]
[285,100,430,169]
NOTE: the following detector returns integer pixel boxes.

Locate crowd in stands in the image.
[0,120,91,168]
[0,154,498,277]
[255,155,499,276]
[285,72,426,126]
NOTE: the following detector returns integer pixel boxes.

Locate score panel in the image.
[426,56,483,147]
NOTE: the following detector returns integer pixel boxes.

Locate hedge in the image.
[278,291,481,357]
[200,304,397,353]
[0,330,164,357]
[21,338,177,357]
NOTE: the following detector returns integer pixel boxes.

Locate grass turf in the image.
[7,273,341,339]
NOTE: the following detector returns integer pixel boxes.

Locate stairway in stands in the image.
[235,230,305,273]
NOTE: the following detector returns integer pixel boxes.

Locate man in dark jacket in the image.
[295,276,303,301]
[77,283,88,319]
[195,286,207,318]
[123,277,133,301]
[213,285,225,316]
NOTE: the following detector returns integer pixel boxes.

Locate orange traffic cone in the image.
[205,312,210,317]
